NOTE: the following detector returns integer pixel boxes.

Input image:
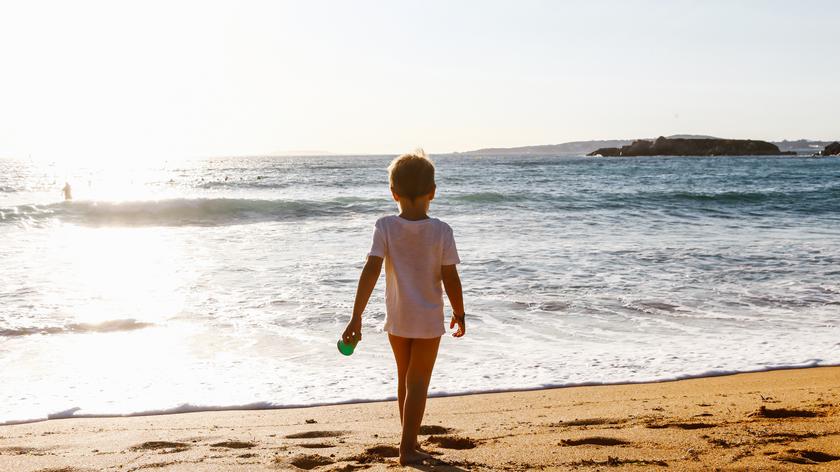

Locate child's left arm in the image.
[442,264,466,337]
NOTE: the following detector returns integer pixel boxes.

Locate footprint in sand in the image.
[773,449,840,465]
[330,465,370,472]
[552,417,627,427]
[560,436,630,446]
[282,453,335,470]
[344,444,399,464]
[646,421,715,430]
[425,435,479,450]
[129,441,190,452]
[1,446,45,456]
[418,424,452,435]
[285,431,345,439]
[749,406,822,418]
[708,431,823,449]
[762,431,821,442]
[210,440,256,449]
[299,443,335,449]
[570,457,668,467]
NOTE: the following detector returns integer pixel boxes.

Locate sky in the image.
[0,0,838,160]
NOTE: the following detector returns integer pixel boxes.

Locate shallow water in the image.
[1,154,839,424]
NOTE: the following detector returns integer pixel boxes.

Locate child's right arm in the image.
[442,264,466,337]
[342,255,383,344]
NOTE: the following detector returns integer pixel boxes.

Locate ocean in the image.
[1,154,839,425]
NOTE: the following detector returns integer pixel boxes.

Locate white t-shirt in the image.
[368,215,461,339]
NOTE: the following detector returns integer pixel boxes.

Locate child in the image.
[342,150,466,465]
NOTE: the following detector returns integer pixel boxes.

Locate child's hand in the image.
[449,313,466,338]
[342,316,362,344]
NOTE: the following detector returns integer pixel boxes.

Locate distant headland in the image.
[458,136,835,156]
[587,137,795,157]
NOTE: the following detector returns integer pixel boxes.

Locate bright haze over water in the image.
[1,154,839,424]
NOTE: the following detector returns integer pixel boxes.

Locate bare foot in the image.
[399,448,432,465]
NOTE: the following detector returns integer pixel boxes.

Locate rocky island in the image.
[587,136,796,157]
[821,141,840,156]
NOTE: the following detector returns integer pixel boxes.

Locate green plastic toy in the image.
[337,339,357,356]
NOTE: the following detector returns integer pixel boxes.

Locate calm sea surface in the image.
[1,154,839,424]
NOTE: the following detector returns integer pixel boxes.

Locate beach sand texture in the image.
[1,367,838,471]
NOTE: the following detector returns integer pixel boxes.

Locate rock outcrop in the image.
[587,137,796,157]
[821,142,840,156]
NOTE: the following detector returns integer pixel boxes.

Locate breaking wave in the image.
[0,319,153,337]
[0,197,385,227]
[2,187,837,227]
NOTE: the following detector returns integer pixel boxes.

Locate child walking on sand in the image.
[342,150,466,465]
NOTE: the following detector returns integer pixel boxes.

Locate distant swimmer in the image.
[62,182,73,201]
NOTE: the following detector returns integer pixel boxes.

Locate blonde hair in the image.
[388,149,436,200]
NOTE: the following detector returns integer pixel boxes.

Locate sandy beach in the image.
[1,366,837,471]
[4,1,840,470]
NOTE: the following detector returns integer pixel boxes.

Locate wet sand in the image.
[1,366,838,471]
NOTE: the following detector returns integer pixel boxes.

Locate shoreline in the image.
[4,362,834,428]
[2,365,838,470]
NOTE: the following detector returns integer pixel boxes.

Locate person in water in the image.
[342,150,466,465]
[62,182,72,200]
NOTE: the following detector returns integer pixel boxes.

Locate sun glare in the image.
[43,226,185,325]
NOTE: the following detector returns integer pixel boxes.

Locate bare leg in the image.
[388,334,426,452]
[398,336,440,465]
[388,334,411,425]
